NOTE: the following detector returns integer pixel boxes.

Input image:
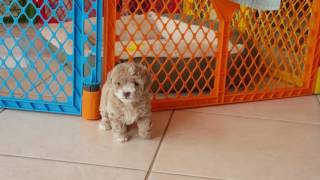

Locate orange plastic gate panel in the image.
[103,0,320,111]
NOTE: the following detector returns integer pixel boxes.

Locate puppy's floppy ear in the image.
[130,63,152,89]
[106,70,113,85]
[142,65,152,89]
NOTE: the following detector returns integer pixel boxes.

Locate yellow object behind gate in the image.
[315,68,320,94]
[183,0,211,19]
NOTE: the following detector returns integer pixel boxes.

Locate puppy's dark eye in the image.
[115,82,121,86]
[134,81,139,87]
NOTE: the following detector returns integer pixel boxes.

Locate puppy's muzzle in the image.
[123,92,131,99]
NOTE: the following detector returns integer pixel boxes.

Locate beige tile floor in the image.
[0,96,319,180]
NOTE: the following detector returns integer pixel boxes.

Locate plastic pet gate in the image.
[0,0,102,115]
[1,0,320,119]
[105,0,320,111]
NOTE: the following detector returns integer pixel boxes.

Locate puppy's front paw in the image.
[139,130,152,139]
[99,121,111,131]
[113,134,128,143]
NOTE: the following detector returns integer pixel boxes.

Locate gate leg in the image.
[82,85,101,120]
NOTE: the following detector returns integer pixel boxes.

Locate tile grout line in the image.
[183,110,320,126]
[151,171,224,180]
[34,70,56,88]
[144,110,175,180]
[0,153,145,173]
[0,69,53,100]
[34,63,69,88]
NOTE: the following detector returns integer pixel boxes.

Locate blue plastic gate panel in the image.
[0,0,102,115]
[83,0,103,90]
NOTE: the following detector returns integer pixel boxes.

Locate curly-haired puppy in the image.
[99,62,152,142]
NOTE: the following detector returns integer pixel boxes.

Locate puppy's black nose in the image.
[123,92,131,98]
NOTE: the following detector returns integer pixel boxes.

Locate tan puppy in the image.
[99,62,152,142]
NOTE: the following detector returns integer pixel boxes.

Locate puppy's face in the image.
[108,63,151,103]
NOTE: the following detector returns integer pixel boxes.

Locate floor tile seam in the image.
[182,110,320,126]
[0,153,146,172]
[151,170,225,180]
[145,110,175,180]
